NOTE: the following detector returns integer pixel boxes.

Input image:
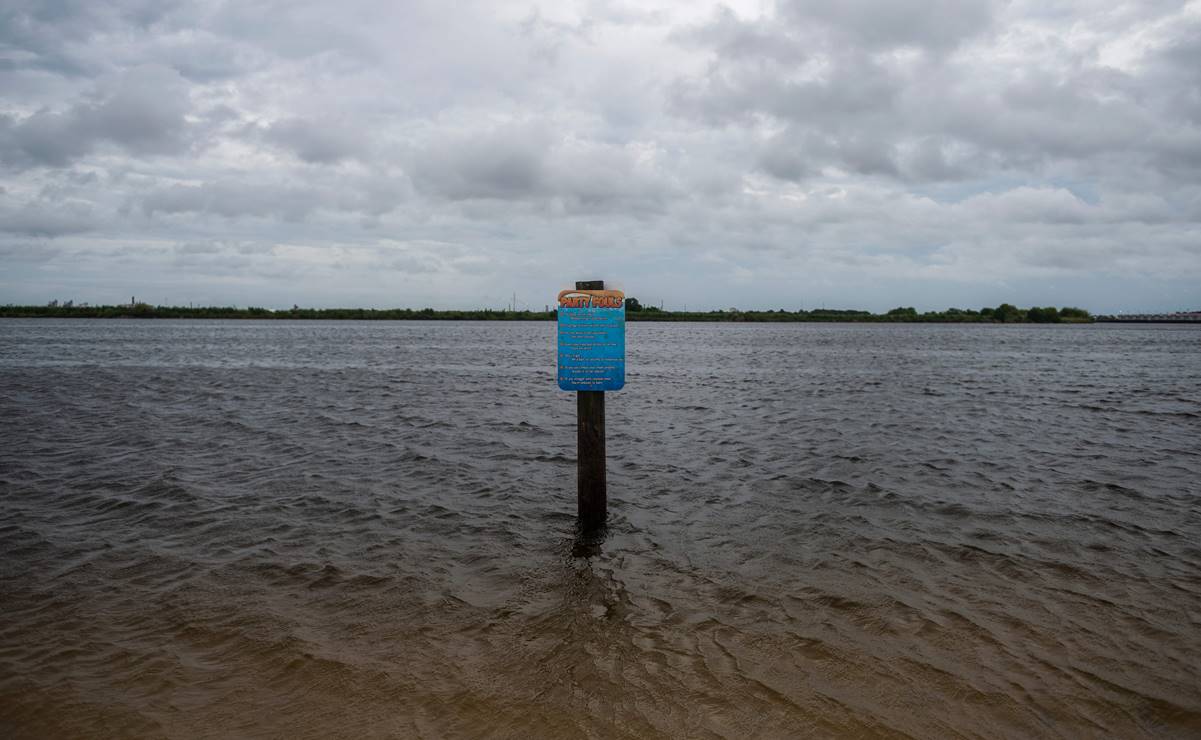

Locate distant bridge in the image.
[1096,311,1201,323]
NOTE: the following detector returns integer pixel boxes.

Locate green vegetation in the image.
[0,303,552,321]
[621,301,1094,323]
[2,301,1094,323]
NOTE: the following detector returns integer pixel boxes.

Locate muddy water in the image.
[1,320,1199,738]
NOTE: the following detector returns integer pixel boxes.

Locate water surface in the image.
[1,320,1199,737]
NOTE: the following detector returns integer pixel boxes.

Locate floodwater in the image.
[1,319,1199,738]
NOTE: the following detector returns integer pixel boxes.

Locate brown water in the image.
[1,320,1199,738]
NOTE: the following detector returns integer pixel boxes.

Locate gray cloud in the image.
[263,117,366,164]
[0,0,1197,312]
[142,181,321,221]
[0,0,195,79]
[0,199,96,237]
[782,0,995,51]
[411,124,550,201]
[672,1,1201,192]
[673,7,808,63]
[408,125,672,212]
[140,172,406,221]
[1,65,192,167]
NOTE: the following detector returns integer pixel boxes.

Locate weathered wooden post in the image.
[577,387,606,529]
[557,280,625,532]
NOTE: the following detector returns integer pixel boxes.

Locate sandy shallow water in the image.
[1,319,1199,737]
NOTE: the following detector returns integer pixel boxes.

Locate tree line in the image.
[622,299,1091,323]
[3,301,1092,323]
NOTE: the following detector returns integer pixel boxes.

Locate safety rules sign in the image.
[557,288,625,391]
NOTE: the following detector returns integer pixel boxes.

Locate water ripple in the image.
[1,320,1199,737]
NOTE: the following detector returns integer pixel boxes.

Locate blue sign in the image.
[557,289,625,391]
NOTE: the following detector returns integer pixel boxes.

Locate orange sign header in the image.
[557,289,625,309]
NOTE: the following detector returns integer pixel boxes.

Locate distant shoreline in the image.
[2,310,1198,323]
[0,303,1123,323]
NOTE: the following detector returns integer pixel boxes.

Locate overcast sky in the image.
[2,0,1199,312]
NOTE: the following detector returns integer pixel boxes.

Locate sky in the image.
[1,0,1199,313]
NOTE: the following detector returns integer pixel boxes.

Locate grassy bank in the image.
[2,303,1094,323]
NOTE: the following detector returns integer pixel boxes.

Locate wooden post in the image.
[577,389,606,530]
[575,279,607,531]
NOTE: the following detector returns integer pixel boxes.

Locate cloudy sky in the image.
[2,0,1199,312]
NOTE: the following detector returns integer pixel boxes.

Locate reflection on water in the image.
[1,319,1199,737]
